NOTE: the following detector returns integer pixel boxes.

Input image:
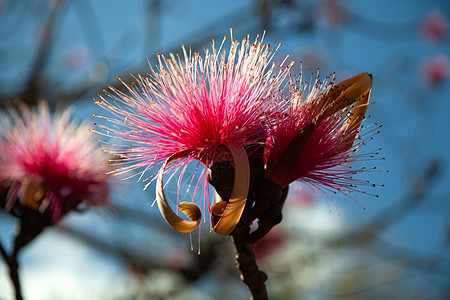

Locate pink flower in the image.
[94,31,293,235]
[254,225,287,261]
[420,10,448,42]
[65,45,91,70]
[163,247,193,271]
[285,182,315,208]
[0,102,109,221]
[265,72,381,197]
[317,0,349,28]
[421,54,449,85]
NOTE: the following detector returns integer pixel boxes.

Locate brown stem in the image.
[230,225,268,300]
[229,180,289,299]
[0,201,52,300]
[20,0,65,106]
[0,242,23,300]
[209,157,288,299]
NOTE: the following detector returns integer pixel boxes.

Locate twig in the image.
[20,0,66,106]
[230,224,268,300]
[208,157,289,299]
[0,241,23,300]
[0,201,53,300]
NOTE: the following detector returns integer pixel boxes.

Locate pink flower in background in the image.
[254,225,287,261]
[94,31,293,235]
[65,45,91,70]
[421,55,449,85]
[317,0,349,28]
[265,72,380,196]
[0,102,109,221]
[163,247,193,271]
[420,10,448,41]
[285,182,315,208]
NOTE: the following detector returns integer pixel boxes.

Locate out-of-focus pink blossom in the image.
[421,55,449,85]
[285,183,316,208]
[0,102,109,221]
[317,0,349,28]
[421,10,448,41]
[163,247,193,271]
[65,45,91,70]
[254,225,287,260]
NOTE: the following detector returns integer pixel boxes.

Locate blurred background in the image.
[0,0,449,299]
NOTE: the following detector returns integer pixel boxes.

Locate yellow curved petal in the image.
[210,198,227,226]
[340,86,372,151]
[212,144,250,235]
[178,201,202,222]
[322,73,373,120]
[338,74,373,152]
[156,145,250,235]
[156,150,202,233]
[344,81,372,130]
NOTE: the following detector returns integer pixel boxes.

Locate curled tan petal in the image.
[211,199,227,225]
[344,81,372,130]
[340,75,373,152]
[156,150,202,233]
[178,201,202,222]
[212,144,250,235]
[321,73,373,120]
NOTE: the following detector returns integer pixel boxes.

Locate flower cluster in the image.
[265,72,378,192]
[94,31,379,235]
[421,54,449,86]
[420,9,448,42]
[0,102,109,222]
